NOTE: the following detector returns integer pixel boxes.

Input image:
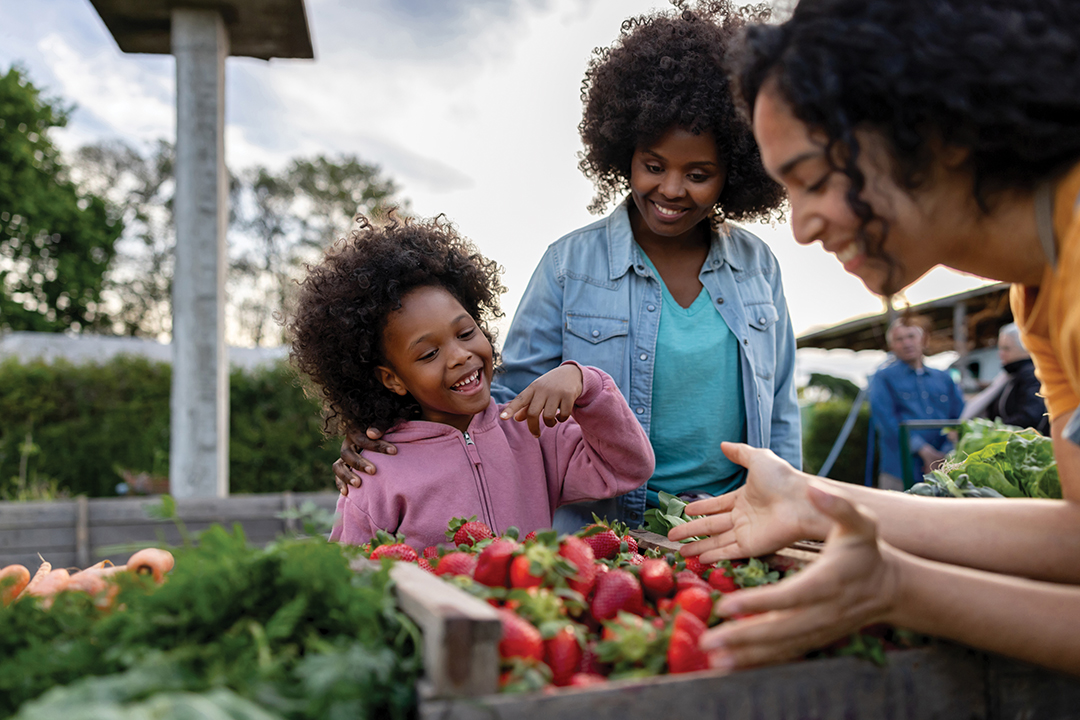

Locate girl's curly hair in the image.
[733,0,1080,294]
[578,0,785,222]
[287,214,505,435]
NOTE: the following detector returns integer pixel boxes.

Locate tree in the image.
[0,65,122,332]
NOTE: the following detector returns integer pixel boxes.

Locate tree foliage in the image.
[0,65,122,332]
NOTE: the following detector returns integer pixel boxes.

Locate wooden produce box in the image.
[373,530,1080,720]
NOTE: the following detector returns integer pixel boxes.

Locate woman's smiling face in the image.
[751,83,944,296]
[628,126,727,243]
[377,285,493,433]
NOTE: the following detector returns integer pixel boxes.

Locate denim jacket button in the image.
[636,407,644,414]
[716,297,725,305]
[743,338,749,345]
[639,353,648,361]
[591,330,600,338]
[758,317,766,324]
[647,304,656,312]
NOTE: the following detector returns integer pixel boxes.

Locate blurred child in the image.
[287,214,654,549]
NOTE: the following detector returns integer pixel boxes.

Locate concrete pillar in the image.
[170,9,229,498]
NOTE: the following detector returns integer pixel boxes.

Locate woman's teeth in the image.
[654,203,682,217]
[836,242,861,264]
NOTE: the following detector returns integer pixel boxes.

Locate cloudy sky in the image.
[1,0,994,352]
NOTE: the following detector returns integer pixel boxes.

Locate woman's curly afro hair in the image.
[287,214,505,435]
[733,0,1080,293]
[578,0,785,222]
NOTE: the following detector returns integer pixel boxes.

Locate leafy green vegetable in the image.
[642,491,704,541]
[0,526,422,720]
[732,558,780,588]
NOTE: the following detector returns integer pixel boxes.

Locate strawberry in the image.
[543,624,583,687]
[422,545,442,560]
[523,530,539,543]
[667,627,709,673]
[577,639,605,675]
[474,538,518,587]
[557,535,597,597]
[417,557,435,573]
[509,554,544,588]
[621,534,639,554]
[656,597,675,615]
[580,525,621,560]
[639,558,676,601]
[568,672,607,687]
[622,552,645,567]
[673,586,714,624]
[675,569,709,592]
[369,543,418,563]
[684,554,714,577]
[497,608,544,662]
[708,567,739,594]
[434,551,477,578]
[590,569,644,621]
[672,605,708,641]
[447,516,495,547]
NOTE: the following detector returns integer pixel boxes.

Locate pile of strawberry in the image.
[356,516,784,692]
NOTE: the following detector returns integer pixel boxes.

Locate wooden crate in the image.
[0,491,339,569]
[380,531,1080,720]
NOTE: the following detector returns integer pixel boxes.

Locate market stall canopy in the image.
[796,283,1011,356]
[88,0,314,59]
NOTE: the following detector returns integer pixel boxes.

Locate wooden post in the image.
[75,495,90,568]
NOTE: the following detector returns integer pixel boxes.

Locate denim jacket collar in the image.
[606,199,744,281]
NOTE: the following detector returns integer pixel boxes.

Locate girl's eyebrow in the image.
[776,150,822,178]
[406,313,473,350]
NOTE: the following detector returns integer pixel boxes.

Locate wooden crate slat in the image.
[0,526,77,550]
[0,501,78,529]
[0,551,78,570]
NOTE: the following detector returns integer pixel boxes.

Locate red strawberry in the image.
[639,558,676,601]
[621,534,639,554]
[656,597,675,615]
[684,555,714,577]
[673,586,714,624]
[523,530,539,543]
[448,516,495,547]
[708,567,739,594]
[568,672,607,687]
[510,554,544,588]
[577,639,604,675]
[434,551,477,578]
[672,607,708,641]
[422,545,441,560]
[369,543,418,563]
[581,525,621,560]
[417,557,435,573]
[623,552,645,567]
[590,569,644,621]
[474,538,518,587]
[557,536,597,596]
[667,628,709,673]
[543,624,583,687]
[675,570,709,592]
[497,608,544,662]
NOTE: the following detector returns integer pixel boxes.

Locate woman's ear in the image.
[377,366,408,396]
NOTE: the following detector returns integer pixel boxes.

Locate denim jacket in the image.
[493,202,802,529]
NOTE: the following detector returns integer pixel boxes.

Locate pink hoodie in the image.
[329,363,654,549]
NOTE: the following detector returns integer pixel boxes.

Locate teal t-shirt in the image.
[638,250,747,507]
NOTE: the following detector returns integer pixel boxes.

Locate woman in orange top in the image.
[669,0,1080,675]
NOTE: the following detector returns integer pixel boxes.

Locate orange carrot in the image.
[126,548,175,583]
[26,568,70,607]
[0,564,31,605]
[18,558,52,599]
[81,559,113,572]
[66,570,108,596]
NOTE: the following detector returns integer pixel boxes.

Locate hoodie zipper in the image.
[461,430,497,534]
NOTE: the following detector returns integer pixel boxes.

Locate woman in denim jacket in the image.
[335,2,801,531]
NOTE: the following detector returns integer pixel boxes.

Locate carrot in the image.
[81,559,113,572]
[66,570,108,596]
[0,564,31,605]
[26,568,70,608]
[126,548,175,583]
[18,557,52,599]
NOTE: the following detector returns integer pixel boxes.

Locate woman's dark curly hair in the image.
[578,0,785,222]
[287,214,505,435]
[733,0,1080,294]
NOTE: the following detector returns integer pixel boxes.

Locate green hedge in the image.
[0,356,339,498]
[802,398,875,485]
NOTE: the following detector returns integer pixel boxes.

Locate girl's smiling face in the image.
[628,126,727,244]
[751,83,948,296]
[377,285,493,433]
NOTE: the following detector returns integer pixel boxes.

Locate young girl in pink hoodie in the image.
[287,214,654,549]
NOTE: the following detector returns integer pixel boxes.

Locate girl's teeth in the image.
[836,243,860,263]
[655,204,681,217]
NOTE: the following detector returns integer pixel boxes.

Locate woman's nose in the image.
[790,197,823,246]
[658,171,686,199]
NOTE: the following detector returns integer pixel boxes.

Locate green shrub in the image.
[802,398,874,485]
[0,356,338,497]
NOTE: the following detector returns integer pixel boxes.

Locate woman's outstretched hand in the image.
[334,427,398,496]
[700,481,901,671]
[667,442,826,563]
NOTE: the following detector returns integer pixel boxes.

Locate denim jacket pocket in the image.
[563,313,629,388]
[745,302,779,380]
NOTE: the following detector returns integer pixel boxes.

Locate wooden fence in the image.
[0,491,340,570]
